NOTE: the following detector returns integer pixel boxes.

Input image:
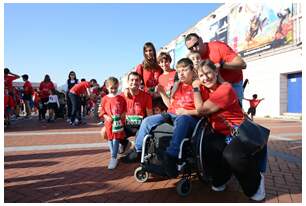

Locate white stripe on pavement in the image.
[4,130,101,136]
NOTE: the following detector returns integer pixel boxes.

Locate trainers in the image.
[121,148,141,163]
[108,158,118,170]
[211,184,226,192]
[119,141,132,155]
[250,173,266,201]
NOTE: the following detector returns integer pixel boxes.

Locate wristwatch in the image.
[193,87,200,92]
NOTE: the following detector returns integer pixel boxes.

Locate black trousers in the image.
[66,92,72,118]
[68,92,81,123]
[203,131,261,197]
[39,97,49,119]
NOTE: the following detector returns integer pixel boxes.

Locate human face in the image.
[144,46,154,60]
[69,73,76,79]
[106,83,119,95]
[186,36,201,52]
[128,74,140,90]
[158,59,171,72]
[177,65,193,84]
[189,53,201,68]
[197,66,218,89]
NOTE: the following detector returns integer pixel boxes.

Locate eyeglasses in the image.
[187,40,200,51]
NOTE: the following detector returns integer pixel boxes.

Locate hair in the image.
[68,71,77,80]
[127,71,141,80]
[142,42,159,71]
[43,74,51,82]
[187,50,201,58]
[253,94,258,99]
[50,89,56,95]
[81,78,86,82]
[22,74,29,81]
[157,52,172,63]
[90,79,97,84]
[197,59,221,83]
[105,77,119,86]
[176,58,194,70]
[4,68,10,75]
[185,33,200,42]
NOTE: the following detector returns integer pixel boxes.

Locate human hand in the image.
[192,79,202,88]
[176,108,187,115]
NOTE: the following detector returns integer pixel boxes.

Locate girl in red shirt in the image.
[39,74,55,120]
[99,77,127,170]
[192,60,265,201]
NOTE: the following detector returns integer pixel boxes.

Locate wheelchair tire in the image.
[134,167,149,183]
[176,178,191,197]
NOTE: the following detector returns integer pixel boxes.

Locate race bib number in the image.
[112,115,124,133]
[126,115,143,127]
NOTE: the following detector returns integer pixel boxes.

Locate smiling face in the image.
[128,73,140,91]
[197,65,218,89]
[106,82,119,95]
[144,46,154,60]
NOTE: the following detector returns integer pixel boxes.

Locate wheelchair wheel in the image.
[176,178,191,197]
[134,167,149,183]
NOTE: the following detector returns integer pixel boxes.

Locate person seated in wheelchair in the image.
[122,58,200,178]
[192,60,266,201]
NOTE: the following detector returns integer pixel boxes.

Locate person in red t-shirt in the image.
[22,74,33,117]
[244,94,264,120]
[157,52,176,97]
[68,79,97,126]
[185,33,247,105]
[39,74,55,121]
[99,77,127,170]
[135,42,162,97]
[122,58,200,178]
[4,88,14,127]
[4,68,20,93]
[192,60,265,201]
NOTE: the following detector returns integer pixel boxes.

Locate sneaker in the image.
[162,152,178,178]
[121,148,141,163]
[119,141,132,155]
[250,173,266,201]
[97,121,104,126]
[108,158,118,170]
[211,184,226,192]
[66,118,71,123]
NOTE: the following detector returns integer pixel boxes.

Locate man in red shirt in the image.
[68,79,97,126]
[244,94,264,120]
[185,33,247,105]
[22,74,33,117]
[4,68,20,93]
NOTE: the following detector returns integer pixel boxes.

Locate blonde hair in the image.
[106,76,119,87]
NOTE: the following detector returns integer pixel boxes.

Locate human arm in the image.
[156,84,170,108]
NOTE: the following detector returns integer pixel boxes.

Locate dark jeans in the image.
[203,131,261,197]
[68,92,81,123]
[39,97,49,119]
[66,92,72,119]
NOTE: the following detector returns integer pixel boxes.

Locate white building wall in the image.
[243,47,302,117]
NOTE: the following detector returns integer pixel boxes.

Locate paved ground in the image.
[4,116,302,203]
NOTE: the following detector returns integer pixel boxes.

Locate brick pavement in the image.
[4,117,302,203]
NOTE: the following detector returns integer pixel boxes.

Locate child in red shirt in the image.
[244,94,264,120]
[100,77,127,170]
[22,74,33,117]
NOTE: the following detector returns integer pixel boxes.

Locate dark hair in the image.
[4,68,10,74]
[50,89,56,95]
[81,78,86,82]
[143,42,159,70]
[185,33,200,42]
[176,58,194,70]
[157,52,172,63]
[198,59,217,71]
[68,71,77,80]
[90,79,97,84]
[128,71,141,80]
[44,74,51,82]
[253,94,258,99]
[22,74,29,80]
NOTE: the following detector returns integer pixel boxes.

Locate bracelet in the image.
[193,87,200,92]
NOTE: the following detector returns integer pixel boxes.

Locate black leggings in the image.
[203,131,261,197]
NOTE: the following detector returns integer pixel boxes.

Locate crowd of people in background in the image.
[4,32,267,201]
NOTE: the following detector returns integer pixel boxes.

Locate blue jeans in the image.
[135,113,199,157]
[231,80,244,105]
[108,139,119,159]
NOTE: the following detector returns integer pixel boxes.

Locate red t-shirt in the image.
[167,83,195,114]
[100,95,127,140]
[4,75,18,92]
[70,81,91,96]
[39,81,55,99]
[202,41,243,83]
[247,99,262,108]
[135,64,162,94]
[158,70,176,97]
[200,83,244,136]
[23,81,33,95]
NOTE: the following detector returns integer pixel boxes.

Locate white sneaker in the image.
[250,173,266,201]
[211,184,226,192]
[108,158,118,170]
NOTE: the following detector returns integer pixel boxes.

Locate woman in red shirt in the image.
[192,60,265,201]
[39,74,55,121]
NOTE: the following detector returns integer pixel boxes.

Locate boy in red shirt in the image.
[244,94,264,120]
[157,52,176,97]
[22,74,33,117]
[99,77,127,169]
[69,79,97,126]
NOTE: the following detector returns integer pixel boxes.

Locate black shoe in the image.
[121,148,141,163]
[162,152,178,178]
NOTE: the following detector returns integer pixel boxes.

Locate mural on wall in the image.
[228,2,293,57]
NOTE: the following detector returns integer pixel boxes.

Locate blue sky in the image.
[4,3,221,87]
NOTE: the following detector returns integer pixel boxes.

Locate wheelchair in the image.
[133,117,211,196]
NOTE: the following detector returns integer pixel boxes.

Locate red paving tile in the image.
[4,117,302,203]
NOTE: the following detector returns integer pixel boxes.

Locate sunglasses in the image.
[188,40,200,50]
